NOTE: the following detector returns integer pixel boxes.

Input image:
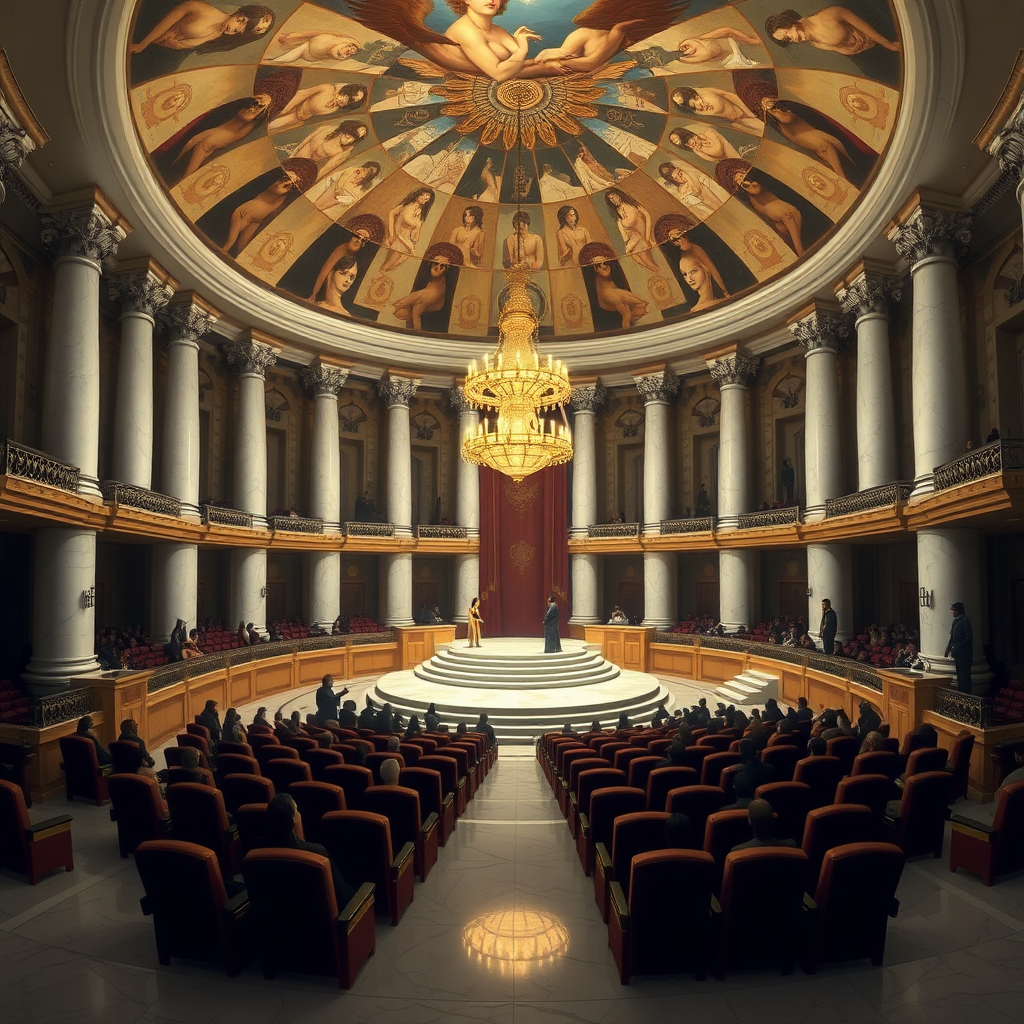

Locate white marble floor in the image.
[2,679,1023,1024]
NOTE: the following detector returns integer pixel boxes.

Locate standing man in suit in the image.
[819,598,837,655]
[944,602,974,693]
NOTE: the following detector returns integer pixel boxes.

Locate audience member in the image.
[734,739,775,793]
[176,746,213,786]
[731,798,797,850]
[338,700,358,728]
[252,707,269,728]
[424,703,440,733]
[664,812,694,849]
[379,758,401,786]
[198,700,222,744]
[221,708,246,744]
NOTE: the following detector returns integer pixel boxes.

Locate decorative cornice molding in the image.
[378,372,419,407]
[836,272,903,319]
[107,269,174,318]
[570,383,606,413]
[301,361,348,398]
[160,301,216,346]
[888,206,972,267]
[39,202,126,264]
[224,339,278,378]
[633,368,679,404]
[707,354,760,389]
[790,310,850,354]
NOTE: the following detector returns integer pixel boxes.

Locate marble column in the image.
[634,369,679,628]
[887,199,972,497]
[569,383,605,626]
[302,360,349,630]
[22,529,102,695]
[707,353,759,530]
[108,262,174,489]
[226,339,278,636]
[720,549,756,634]
[40,195,127,499]
[378,373,419,536]
[836,266,901,491]
[807,543,853,649]
[917,529,990,689]
[152,297,215,643]
[383,553,414,627]
[450,387,480,626]
[790,308,849,522]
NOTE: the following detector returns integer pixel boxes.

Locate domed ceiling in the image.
[127,0,903,343]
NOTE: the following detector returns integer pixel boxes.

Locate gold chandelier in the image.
[460,101,573,483]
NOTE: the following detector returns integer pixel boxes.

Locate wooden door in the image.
[266,581,286,625]
[341,580,366,616]
[616,581,643,623]
[778,581,806,622]
[695,581,719,619]
[898,581,920,630]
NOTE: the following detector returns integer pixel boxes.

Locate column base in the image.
[568,615,601,626]
[384,617,415,628]
[22,656,104,697]
[918,652,992,691]
[77,475,104,502]
[716,517,739,532]
[910,474,936,499]
[803,504,826,523]
[180,502,201,521]
[641,618,675,630]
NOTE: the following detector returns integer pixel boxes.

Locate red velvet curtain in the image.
[478,465,569,637]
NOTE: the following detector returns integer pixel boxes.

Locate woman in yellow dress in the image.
[468,597,484,648]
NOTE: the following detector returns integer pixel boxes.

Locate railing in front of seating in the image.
[824,481,913,518]
[100,480,182,517]
[588,522,641,539]
[343,521,396,538]
[27,686,94,728]
[660,517,714,535]
[932,688,996,728]
[201,505,254,528]
[146,631,396,693]
[2,438,80,494]
[269,515,323,534]
[652,632,883,691]
[735,506,800,529]
[416,525,469,540]
[933,439,1024,491]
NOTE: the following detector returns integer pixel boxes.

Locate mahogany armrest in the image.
[422,811,439,836]
[392,841,415,879]
[609,880,628,931]
[595,841,612,875]
[578,811,590,839]
[223,890,250,922]
[337,881,375,927]
[950,815,995,836]
[26,815,73,839]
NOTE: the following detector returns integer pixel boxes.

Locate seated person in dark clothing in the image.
[198,700,222,745]
[733,739,776,794]
[655,741,688,770]
[118,718,156,768]
[246,622,262,646]
[338,700,358,728]
[731,798,797,850]
[252,794,356,905]
[651,699,669,727]
[616,712,632,731]
[475,713,496,748]
[373,703,395,734]
[676,723,694,747]
[252,707,270,728]
[358,698,377,731]
[704,718,721,736]
[175,746,214,786]
[795,696,814,722]
[424,703,441,733]
[664,812,694,849]
[855,700,882,738]
[907,722,938,753]
[721,773,757,811]
[763,698,784,723]
[806,737,827,757]
[820,709,854,741]
[687,699,711,728]
[76,715,111,766]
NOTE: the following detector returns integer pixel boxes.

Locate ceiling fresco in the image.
[127,0,903,342]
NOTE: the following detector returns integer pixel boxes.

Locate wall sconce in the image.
[806,587,812,598]
[919,587,932,608]
[260,586,268,598]
[82,586,96,608]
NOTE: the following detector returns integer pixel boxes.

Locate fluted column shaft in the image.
[889,204,972,496]
[451,388,480,625]
[379,374,419,536]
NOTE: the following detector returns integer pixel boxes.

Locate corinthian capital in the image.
[570,383,606,413]
[40,202,126,264]
[160,298,216,347]
[836,271,903,319]
[301,360,349,398]
[633,368,678,404]
[378,372,419,407]
[790,309,850,354]
[108,268,174,319]
[707,354,760,389]
[224,339,278,378]
[448,386,474,415]
[888,205,972,267]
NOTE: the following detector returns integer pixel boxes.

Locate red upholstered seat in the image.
[696,734,733,753]
[279,735,318,756]
[108,774,169,857]
[433,747,472,814]
[58,735,110,805]
[255,744,297,774]
[135,839,251,975]
[242,848,375,988]
[594,811,671,923]
[714,848,809,976]
[946,730,975,802]
[177,732,212,760]
[320,810,415,926]
[676,745,716,773]
[216,741,253,757]
[950,780,1024,885]
[904,747,949,779]
[626,756,661,794]
[800,803,877,898]
[398,743,422,767]
[703,810,754,894]
[365,752,406,785]
[701,752,742,788]
[613,747,651,777]
[166,782,240,878]
[803,842,905,972]
[220,774,274,816]
[214,754,260,786]
[760,744,802,783]
[109,740,145,775]
[264,758,313,792]
[400,767,454,847]
[578,786,645,877]
[572,768,626,840]
[646,767,698,813]
[835,774,892,818]
[562,755,606,821]
[825,735,859,776]
[793,755,844,809]
[417,755,462,825]
[754,782,812,844]
[0,778,74,884]
[288,782,346,845]
[665,786,728,846]
[885,771,953,858]
[323,764,374,812]
[852,750,901,782]
[187,722,212,743]
[609,850,715,983]
[363,785,438,882]
[303,748,346,782]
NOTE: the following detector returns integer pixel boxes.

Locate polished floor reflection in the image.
[2,686,1023,1023]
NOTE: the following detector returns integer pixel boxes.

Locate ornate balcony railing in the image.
[660,517,714,535]
[269,515,323,534]
[736,506,800,530]
[651,632,883,691]
[100,480,182,517]
[27,686,94,727]
[588,522,641,539]
[932,688,996,728]
[824,481,912,518]
[933,439,1024,491]
[201,505,254,528]
[416,525,469,540]
[343,521,395,538]
[1,439,80,494]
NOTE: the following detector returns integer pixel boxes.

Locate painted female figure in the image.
[605,188,658,272]
[383,187,436,272]
[449,205,485,265]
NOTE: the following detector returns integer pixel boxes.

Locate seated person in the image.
[608,605,628,624]
[733,739,776,793]
[76,715,111,766]
[175,746,214,786]
[721,773,757,811]
[379,758,401,786]
[731,798,797,850]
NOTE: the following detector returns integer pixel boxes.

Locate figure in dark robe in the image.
[544,595,562,654]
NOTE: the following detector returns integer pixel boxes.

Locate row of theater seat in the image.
[0,678,30,723]
[55,719,496,986]
[536,723,1002,981]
